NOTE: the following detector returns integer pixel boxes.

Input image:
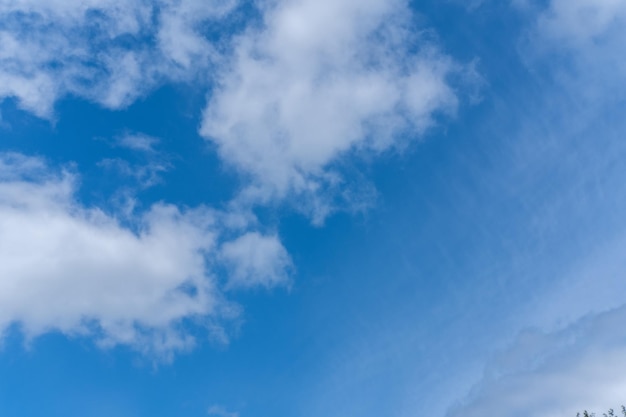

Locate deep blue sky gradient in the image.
[1,1,626,417]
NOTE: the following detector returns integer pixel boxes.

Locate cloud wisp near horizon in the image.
[1,0,626,417]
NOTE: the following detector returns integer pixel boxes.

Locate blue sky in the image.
[1,1,626,416]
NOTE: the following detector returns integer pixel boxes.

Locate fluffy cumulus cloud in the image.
[0,0,464,354]
[0,0,237,117]
[448,305,626,417]
[0,153,290,356]
[220,232,292,290]
[0,0,463,220]
[201,0,460,217]
[0,0,464,219]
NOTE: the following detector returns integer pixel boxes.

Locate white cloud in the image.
[0,0,238,117]
[536,0,626,44]
[447,305,626,417]
[437,4,626,414]
[115,132,160,153]
[98,132,171,189]
[98,157,171,189]
[220,232,292,290]
[0,152,291,357]
[442,220,626,417]
[207,405,239,417]
[0,0,468,359]
[0,0,464,222]
[157,0,238,68]
[523,0,626,108]
[201,0,460,218]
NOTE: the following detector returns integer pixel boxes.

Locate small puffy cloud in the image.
[0,152,291,357]
[115,133,160,153]
[220,232,292,290]
[447,305,626,417]
[207,405,239,417]
[201,0,461,218]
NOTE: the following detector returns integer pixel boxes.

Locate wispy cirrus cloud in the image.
[98,132,172,190]
[535,0,626,44]
[448,305,626,417]
[439,1,626,415]
[523,0,626,107]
